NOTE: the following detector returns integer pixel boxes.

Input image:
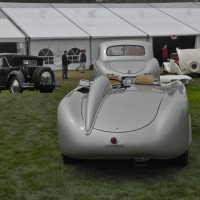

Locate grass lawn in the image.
[0,71,200,200]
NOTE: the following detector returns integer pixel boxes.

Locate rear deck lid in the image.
[94,90,163,132]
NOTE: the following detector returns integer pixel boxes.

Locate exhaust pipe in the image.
[133,158,149,167]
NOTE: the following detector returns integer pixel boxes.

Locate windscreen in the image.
[106,45,145,56]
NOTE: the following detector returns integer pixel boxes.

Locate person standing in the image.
[162,45,168,63]
[62,50,70,79]
[76,49,86,73]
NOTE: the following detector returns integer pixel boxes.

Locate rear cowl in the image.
[94,90,163,132]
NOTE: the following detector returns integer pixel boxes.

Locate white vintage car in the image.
[163,48,200,75]
[57,74,192,166]
[94,40,160,80]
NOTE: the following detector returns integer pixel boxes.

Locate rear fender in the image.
[7,71,25,87]
[94,60,110,77]
[145,58,160,80]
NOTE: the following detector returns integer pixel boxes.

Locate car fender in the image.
[145,58,160,80]
[154,84,191,155]
[93,63,100,78]
[7,70,25,87]
[163,59,183,75]
[94,60,111,77]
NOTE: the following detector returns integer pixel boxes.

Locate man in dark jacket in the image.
[62,50,70,79]
[76,49,86,73]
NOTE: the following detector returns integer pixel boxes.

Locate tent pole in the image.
[89,36,92,66]
[25,37,31,55]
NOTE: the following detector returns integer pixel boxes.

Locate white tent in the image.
[0,10,25,42]
[151,2,200,47]
[0,3,90,69]
[103,3,199,37]
[53,3,146,38]
[151,2,200,32]
[0,2,200,70]
[52,3,147,65]
[0,9,25,53]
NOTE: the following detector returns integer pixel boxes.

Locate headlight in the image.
[40,71,52,82]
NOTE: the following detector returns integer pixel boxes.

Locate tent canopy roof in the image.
[52,3,146,38]
[103,3,199,36]
[151,2,200,34]
[0,10,25,41]
[0,3,89,39]
[0,2,200,40]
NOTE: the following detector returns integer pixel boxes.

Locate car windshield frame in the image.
[106,45,145,57]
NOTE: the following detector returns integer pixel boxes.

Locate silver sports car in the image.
[57,74,192,166]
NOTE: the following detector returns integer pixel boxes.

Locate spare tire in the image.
[34,67,55,93]
[32,67,42,85]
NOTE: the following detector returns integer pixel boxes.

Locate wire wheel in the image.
[9,77,23,93]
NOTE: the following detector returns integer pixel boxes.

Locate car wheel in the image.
[188,61,200,73]
[173,151,188,167]
[9,77,23,93]
[61,153,78,165]
[35,67,55,93]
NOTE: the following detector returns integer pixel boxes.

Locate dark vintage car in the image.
[0,54,58,93]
